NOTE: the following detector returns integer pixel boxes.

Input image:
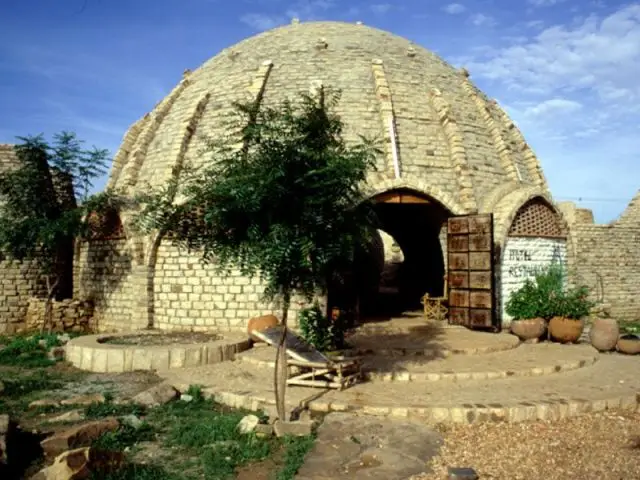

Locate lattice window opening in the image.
[508,198,566,238]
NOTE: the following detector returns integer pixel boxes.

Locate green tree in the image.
[0,132,111,331]
[134,88,380,419]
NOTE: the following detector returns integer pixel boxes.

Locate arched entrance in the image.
[329,188,451,321]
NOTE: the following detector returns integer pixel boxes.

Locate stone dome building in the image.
[74,20,577,333]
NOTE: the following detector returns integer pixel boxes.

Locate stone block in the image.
[40,417,119,458]
[448,467,479,480]
[273,419,315,437]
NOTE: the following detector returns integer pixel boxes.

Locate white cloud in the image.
[370,4,392,15]
[470,13,496,27]
[522,98,583,117]
[241,0,336,30]
[443,3,466,15]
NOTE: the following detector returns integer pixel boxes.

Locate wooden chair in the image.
[251,326,362,390]
[421,274,449,322]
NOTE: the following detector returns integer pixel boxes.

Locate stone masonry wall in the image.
[73,240,138,332]
[152,242,308,332]
[499,237,567,326]
[24,298,94,333]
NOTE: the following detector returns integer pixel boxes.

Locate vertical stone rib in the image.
[428,88,478,213]
[371,59,401,179]
[490,100,548,190]
[460,78,521,184]
[247,60,273,104]
[119,76,192,192]
[107,116,150,189]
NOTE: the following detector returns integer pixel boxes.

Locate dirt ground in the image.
[412,410,640,480]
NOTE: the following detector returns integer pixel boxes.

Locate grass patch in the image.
[90,463,182,480]
[84,401,147,419]
[276,434,316,480]
[0,333,62,368]
[93,423,156,451]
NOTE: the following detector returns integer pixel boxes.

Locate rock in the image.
[48,346,66,361]
[448,467,479,480]
[0,414,10,464]
[29,399,61,409]
[254,424,274,438]
[273,419,315,437]
[60,394,106,406]
[40,417,119,458]
[45,410,85,424]
[247,314,279,342]
[237,415,260,434]
[29,447,124,480]
[120,415,143,429]
[57,334,71,345]
[180,394,194,403]
[131,383,178,407]
[38,339,48,349]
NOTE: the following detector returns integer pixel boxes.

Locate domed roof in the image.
[109,21,548,214]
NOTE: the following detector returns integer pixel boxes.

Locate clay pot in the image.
[617,334,640,355]
[510,318,546,341]
[589,318,619,351]
[247,314,279,342]
[548,316,585,344]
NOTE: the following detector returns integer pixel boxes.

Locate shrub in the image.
[298,303,348,351]
[505,262,593,321]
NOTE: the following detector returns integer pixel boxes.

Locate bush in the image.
[505,263,593,321]
[298,303,348,351]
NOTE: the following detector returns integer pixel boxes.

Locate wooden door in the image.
[447,214,496,329]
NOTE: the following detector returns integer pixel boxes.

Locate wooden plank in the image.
[469,233,491,251]
[449,253,469,270]
[469,252,492,270]
[449,271,469,289]
[448,217,469,234]
[470,291,492,309]
[469,215,492,234]
[252,327,328,364]
[449,289,469,308]
[448,307,469,325]
[469,309,492,327]
[448,235,469,252]
[469,271,491,290]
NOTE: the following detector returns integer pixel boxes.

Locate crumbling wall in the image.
[559,192,640,321]
[23,298,94,333]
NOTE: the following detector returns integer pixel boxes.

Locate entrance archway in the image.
[329,188,451,321]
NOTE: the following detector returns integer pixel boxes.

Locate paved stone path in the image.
[239,342,598,381]
[295,413,443,480]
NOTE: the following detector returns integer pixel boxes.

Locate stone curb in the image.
[65,332,251,373]
[237,351,599,382]
[175,385,640,425]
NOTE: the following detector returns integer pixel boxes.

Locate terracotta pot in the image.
[247,314,279,341]
[548,316,584,344]
[589,318,619,352]
[617,334,640,355]
[510,318,546,341]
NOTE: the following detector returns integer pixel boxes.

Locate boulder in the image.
[131,383,178,407]
[29,399,61,409]
[45,410,85,424]
[273,419,315,437]
[247,315,279,341]
[120,415,143,429]
[237,415,260,434]
[29,447,124,480]
[40,417,119,458]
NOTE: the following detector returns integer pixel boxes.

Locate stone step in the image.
[160,353,640,424]
[237,343,599,382]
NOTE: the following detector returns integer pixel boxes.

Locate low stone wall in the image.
[0,258,45,334]
[24,298,95,333]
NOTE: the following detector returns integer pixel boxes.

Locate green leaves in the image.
[135,87,380,305]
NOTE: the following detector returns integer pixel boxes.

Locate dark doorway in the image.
[329,189,450,321]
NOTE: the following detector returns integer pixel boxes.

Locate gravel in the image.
[411,410,640,480]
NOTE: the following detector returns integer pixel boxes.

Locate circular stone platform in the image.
[348,320,519,357]
[238,343,599,382]
[65,331,251,373]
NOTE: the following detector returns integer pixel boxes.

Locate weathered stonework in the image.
[24,298,94,333]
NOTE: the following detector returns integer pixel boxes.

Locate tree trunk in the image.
[274,290,291,421]
[42,275,59,334]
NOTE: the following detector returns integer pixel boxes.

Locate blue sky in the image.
[1,0,638,223]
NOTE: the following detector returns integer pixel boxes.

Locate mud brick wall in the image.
[560,193,640,321]
[24,298,94,333]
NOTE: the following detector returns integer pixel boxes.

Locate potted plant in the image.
[617,322,640,355]
[505,263,565,342]
[505,280,547,342]
[548,284,593,344]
